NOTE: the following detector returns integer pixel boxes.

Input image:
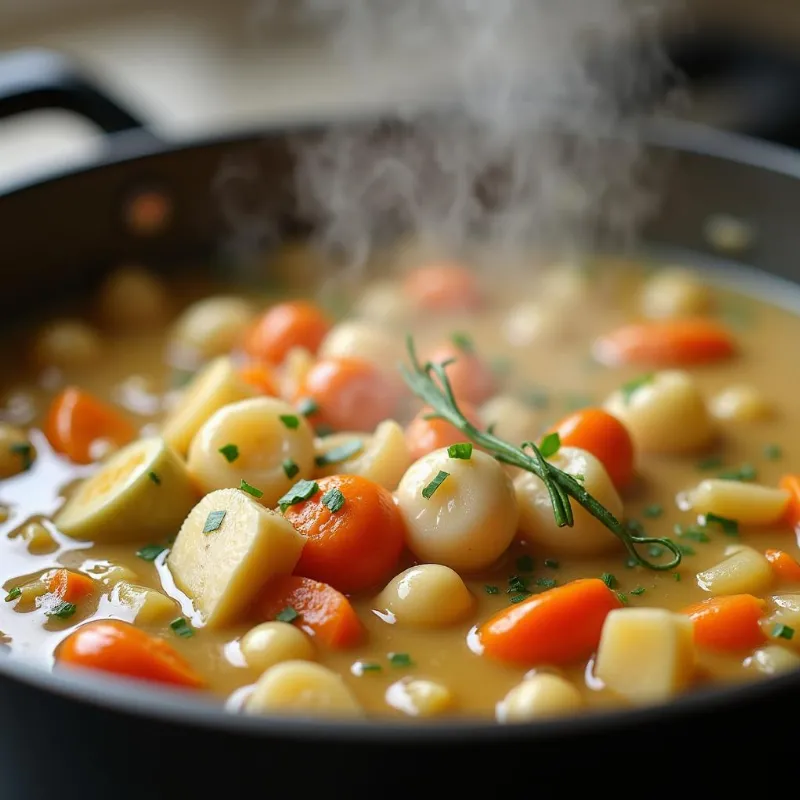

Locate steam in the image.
[249,0,676,284]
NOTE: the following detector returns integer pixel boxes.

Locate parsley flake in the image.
[388,652,413,668]
[148,471,161,485]
[240,479,263,499]
[297,397,319,417]
[4,587,20,602]
[772,623,795,641]
[47,601,77,619]
[278,479,319,513]
[170,618,194,638]
[136,543,167,561]
[276,606,300,623]
[422,470,449,499]
[451,332,474,353]
[280,414,300,430]
[203,510,226,534]
[321,487,345,513]
[539,432,561,459]
[218,444,239,463]
[601,572,618,589]
[447,442,473,460]
[282,459,299,479]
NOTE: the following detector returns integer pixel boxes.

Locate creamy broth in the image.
[0,251,798,721]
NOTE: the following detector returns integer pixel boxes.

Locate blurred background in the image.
[2,0,800,186]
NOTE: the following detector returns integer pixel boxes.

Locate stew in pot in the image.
[1,246,799,722]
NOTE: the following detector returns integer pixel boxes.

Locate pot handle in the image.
[0,48,151,136]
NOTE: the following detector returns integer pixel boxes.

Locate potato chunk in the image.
[685,480,790,526]
[168,488,306,628]
[111,581,179,625]
[696,546,773,596]
[595,608,695,705]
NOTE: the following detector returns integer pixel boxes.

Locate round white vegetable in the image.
[186,396,315,506]
[605,370,715,454]
[480,395,541,447]
[240,622,316,674]
[169,296,256,363]
[396,448,518,572]
[709,385,772,422]
[385,678,455,718]
[31,319,102,370]
[377,564,474,628]
[354,280,410,325]
[319,320,404,372]
[640,266,712,319]
[514,447,623,557]
[245,660,363,717]
[497,674,583,722]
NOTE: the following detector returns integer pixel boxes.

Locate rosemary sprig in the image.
[398,336,681,571]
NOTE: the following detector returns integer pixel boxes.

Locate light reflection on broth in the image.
[0,249,799,722]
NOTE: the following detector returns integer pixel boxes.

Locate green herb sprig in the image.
[398,337,681,571]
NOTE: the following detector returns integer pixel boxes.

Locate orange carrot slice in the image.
[478,578,623,666]
[682,594,766,651]
[56,620,204,689]
[238,362,279,397]
[765,549,800,583]
[402,262,482,312]
[593,319,736,367]
[47,569,95,604]
[44,387,136,465]
[257,575,363,648]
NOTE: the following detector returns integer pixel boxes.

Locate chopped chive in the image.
[544,558,560,569]
[4,587,21,602]
[148,471,161,485]
[240,479,263,499]
[422,470,450,499]
[772,623,794,641]
[764,444,782,461]
[673,572,681,581]
[388,652,413,667]
[620,373,654,404]
[674,542,696,556]
[321,487,345,513]
[359,662,383,673]
[136,543,167,561]
[535,577,557,589]
[485,585,499,595]
[170,617,194,638]
[601,572,618,589]
[297,397,319,417]
[675,524,710,543]
[282,459,299,479]
[47,601,76,619]
[278,479,319,513]
[539,432,561,459]
[515,555,535,572]
[218,443,239,463]
[643,504,663,519]
[315,440,363,468]
[509,594,529,604]
[276,606,300,623]
[704,513,739,536]
[717,463,757,482]
[647,544,664,558]
[697,455,723,470]
[279,414,300,430]
[203,510,226,534]
[9,442,33,471]
[451,332,474,353]
[447,442,474,460]
[630,586,646,596]
[507,575,529,594]
[615,592,629,605]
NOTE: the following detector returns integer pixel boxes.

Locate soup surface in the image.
[1,248,799,722]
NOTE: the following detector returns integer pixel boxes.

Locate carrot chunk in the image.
[244,301,331,365]
[44,387,136,465]
[779,475,800,530]
[238,362,279,397]
[549,408,635,490]
[256,575,363,649]
[47,569,95,603]
[402,262,482,312]
[478,578,623,666]
[765,549,800,583]
[56,620,204,689]
[405,402,482,461]
[681,594,766,651]
[593,318,736,367]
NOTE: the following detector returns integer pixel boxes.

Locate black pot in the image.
[0,49,799,796]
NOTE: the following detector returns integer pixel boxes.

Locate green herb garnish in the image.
[4,587,21,602]
[673,572,681,582]
[9,442,33,471]
[297,397,319,417]
[704,513,739,536]
[389,652,413,668]
[280,414,300,430]
[601,572,618,589]
[485,585,499,595]
[717,463,757,482]
[136,543,167,561]
[772,623,794,641]
[240,479,263,499]
[48,601,76,619]
[447,442,473,460]
[278,479,319,512]
[675,524,710,543]
[630,586,646,596]
[359,662,383,673]
[203,510,226,534]
[218,443,239,463]
[643,504,663,519]
[398,337,681,572]
[422,470,450,499]
[451,332,474,353]
[535,577,557,589]
[544,558,559,569]
[321,487,345,513]
[764,444,782,461]
[539,432,561,459]
[148,471,161,485]
[170,618,194,638]
[510,594,529,604]
[276,606,300,623]
[315,440,363,467]
[697,455,723,470]
[616,592,629,605]
[283,459,299,479]
[620,373,654,404]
